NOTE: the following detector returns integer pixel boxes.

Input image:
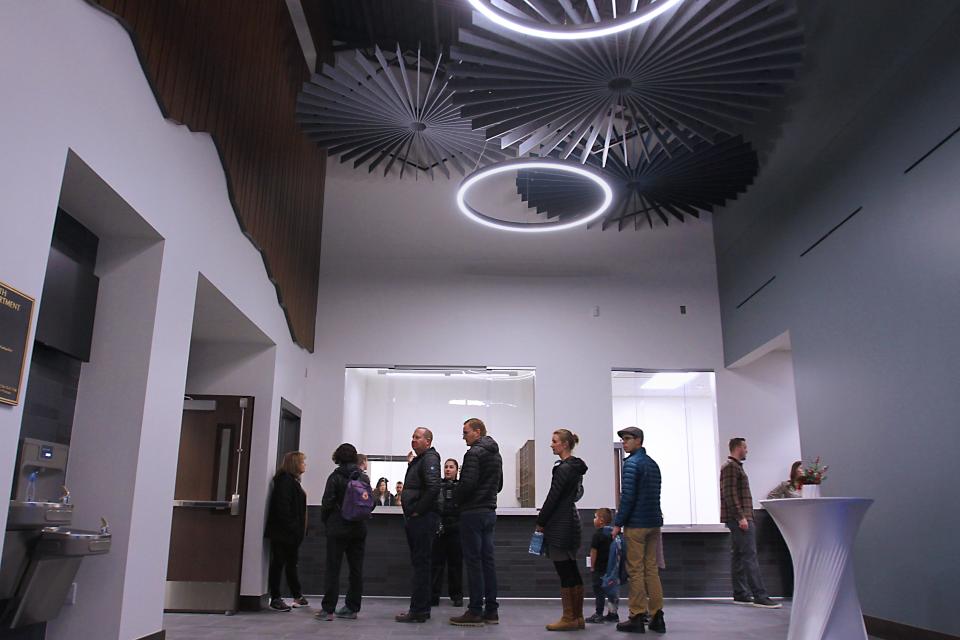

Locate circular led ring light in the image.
[467,0,684,41]
[456,158,614,233]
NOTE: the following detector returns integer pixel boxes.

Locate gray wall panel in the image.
[714,7,960,635]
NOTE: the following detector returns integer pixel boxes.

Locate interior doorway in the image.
[276,399,301,472]
[165,275,277,613]
[165,395,254,613]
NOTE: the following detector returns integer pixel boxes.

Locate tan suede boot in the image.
[572,584,585,629]
[546,588,579,631]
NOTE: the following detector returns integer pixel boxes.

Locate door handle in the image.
[173,500,232,510]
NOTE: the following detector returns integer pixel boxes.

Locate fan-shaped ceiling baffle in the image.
[516,135,758,231]
[449,0,804,165]
[465,0,684,40]
[296,45,511,179]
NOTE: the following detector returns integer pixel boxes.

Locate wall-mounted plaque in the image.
[0,281,35,406]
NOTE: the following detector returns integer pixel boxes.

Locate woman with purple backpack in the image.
[317,443,371,621]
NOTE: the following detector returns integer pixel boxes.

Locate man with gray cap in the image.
[611,427,665,634]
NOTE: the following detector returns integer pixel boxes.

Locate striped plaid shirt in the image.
[720,457,753,523]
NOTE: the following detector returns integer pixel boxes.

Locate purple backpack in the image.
[341,471,375,522]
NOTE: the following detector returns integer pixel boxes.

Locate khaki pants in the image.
[624,527,663,617]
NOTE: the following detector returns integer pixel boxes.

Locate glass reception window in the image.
[343,367,535,508]
[611,370,720,525]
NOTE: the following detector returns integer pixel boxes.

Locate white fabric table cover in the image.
[761,497,873,640]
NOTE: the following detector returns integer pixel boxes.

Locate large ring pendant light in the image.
[456,158,613,233]
[466,0,684,41]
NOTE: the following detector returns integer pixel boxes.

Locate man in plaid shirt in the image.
[720,438,781,609]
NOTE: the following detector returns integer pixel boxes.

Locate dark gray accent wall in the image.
[713,7,960,636]
[294,509,791,599]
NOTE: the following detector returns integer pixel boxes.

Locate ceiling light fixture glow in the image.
[641,372,699,390]
[456,158,613,233]
[466,0,684,41]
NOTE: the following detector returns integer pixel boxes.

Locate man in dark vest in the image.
[395,427,441,623]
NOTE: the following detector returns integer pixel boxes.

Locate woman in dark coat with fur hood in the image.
[536,429,588,631]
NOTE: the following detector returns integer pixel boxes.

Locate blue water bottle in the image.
[25,470,39,502]
[529,530,545,556]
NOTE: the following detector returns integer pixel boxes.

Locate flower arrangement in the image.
[800,457,829,485]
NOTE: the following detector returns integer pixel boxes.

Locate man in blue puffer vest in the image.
[611,427,665,634]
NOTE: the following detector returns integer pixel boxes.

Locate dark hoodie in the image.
[537,456,588,552]
[455,435,503,512]
[320,463,369,536]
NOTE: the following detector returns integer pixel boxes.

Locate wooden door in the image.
[165,395,253,613]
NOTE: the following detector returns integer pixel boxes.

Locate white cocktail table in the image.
[761,497,873,640]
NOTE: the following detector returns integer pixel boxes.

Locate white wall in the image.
[0,3,312,638]
[715,349,802,508]
[304,270,731,509]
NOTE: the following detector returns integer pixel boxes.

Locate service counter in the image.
[295,507,791,599]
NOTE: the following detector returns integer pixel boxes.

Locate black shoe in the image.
[335,606,357,619]
[585,613,606,624]
[616,614,646,633]
[451,597,464,607]
[604,612,620,623]
[648,610,665,633]
[269,598,291,612]
[449,610,485,627]
[483,611,499,625]
[732,596,753,605]
[752,597,782,609]
[395,611,428,623]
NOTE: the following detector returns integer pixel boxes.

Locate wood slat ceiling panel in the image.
[94,0,327,351]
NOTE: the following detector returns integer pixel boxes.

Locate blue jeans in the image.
[405,512,439,615]
[459,510,498,615]
[592,571,618,616]
[726,520,768,600]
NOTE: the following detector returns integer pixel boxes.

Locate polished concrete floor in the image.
[164,596,879,640]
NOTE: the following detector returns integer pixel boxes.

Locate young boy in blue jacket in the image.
[585,508,620,623]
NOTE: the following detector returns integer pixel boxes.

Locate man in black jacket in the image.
[395,427,442,623]
[450,418,503,627]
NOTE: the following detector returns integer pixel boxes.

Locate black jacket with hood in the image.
[537,456,588,551]
[320,463,369,536]
[438,478,461,532]
[401,447,442,517]
[265,471,307,545]
[455,435,503,513]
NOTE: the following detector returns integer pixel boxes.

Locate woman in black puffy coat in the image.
[536,429,588,631]
[265,451,308,612]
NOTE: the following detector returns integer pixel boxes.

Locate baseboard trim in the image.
[135,630,165,640]
[865,615,959,640]
[238,594,267,611]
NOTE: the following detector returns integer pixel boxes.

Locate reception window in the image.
[343,367,535,508]
[612,370,721,525]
